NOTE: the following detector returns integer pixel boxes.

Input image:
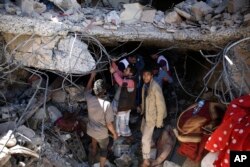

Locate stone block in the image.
[141,9,156,23]
[49,0,81,11]
[191,1,213,21]
[120,3,143,24]
[174,7,192,20]
[20,0,34,15]
[165,11,182,24]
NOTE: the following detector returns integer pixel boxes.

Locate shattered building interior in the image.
[0,0,250,167]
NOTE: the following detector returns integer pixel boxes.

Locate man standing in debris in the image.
[110,61,137,138]
[84,72,118,167]
[140,68,167,167]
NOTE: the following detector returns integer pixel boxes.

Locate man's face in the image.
[143,71,153,84]
[128,56,137,64]
[150,54,157,59]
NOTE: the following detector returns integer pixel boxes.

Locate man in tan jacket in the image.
[140,68,167,167]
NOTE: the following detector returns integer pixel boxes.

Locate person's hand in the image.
[113,133,118,140]
[110,66,115,74]
[90,72,96,78]
[137,106,142,113]
[156,121,164,128]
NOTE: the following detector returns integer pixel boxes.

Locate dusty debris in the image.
[105,10,121,26]
[141,9,156,23]
[49,0,80,11]
[120,3,143,24]
[191,1,213,21]
[0,130,17,147]
[3,34,96,74]
[114,154,132,167]
[165,11,182,24]
[174,7,192,20]
[0,145,11,166]
[47,106,62,123]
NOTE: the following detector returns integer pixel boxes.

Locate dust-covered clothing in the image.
[111,62,136,137]
[84,91,114,140]
[141,79,167,159]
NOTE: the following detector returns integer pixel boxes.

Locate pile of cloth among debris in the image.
[173,94,250,167]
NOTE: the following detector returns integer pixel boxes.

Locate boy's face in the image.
[124,67,132,76]
[128,56,137,64]
[143,71,153,84]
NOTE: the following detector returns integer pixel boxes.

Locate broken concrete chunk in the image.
[120,3,143,24]
[4,34,96,74]
[49,0,81,11]
[165,11,182,24]
[0,145,11,167]
[223,19,234,26]
[227,0,249,13]
[33,1,46,14]
[34,108,47,120]
[52,90,67,103]
[0,130,17,147]
[65,86,84,102]
[174,7,192,20]
[19,0,34,16]
[47,106,62,123]
[17,125,36,139]
[191,1,213,21]
[141,10,156,23]
[105,10,121,26]
[54,36,96,74]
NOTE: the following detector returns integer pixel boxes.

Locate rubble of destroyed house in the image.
[1,0,249,32]
[0,0,249,167]
[0,0,249,50]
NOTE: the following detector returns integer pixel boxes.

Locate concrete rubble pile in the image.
[0,70,92,166]
[0,0,249,51]
[0,68,180,166]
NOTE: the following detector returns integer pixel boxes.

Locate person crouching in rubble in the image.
[140,67,167,167]
[84,72,118,167]
[110,61,137,139]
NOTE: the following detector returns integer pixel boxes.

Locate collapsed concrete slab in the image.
[0,14,249,51]
[3,33,96,74]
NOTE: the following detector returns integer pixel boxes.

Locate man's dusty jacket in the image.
[141,80,167,127]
